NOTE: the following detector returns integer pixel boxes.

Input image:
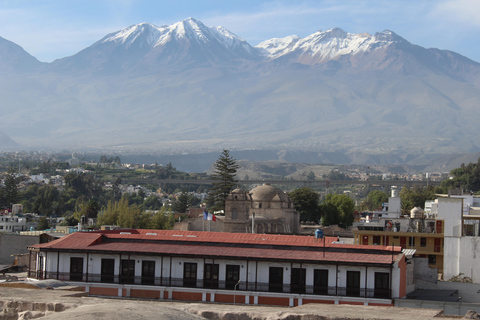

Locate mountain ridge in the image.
[1,18,479,167]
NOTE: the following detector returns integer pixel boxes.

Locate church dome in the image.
[249,183,289,202]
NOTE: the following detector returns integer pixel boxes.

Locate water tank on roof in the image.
[391,186,399,198]
[315,228,323,239]
[410,207,424,219]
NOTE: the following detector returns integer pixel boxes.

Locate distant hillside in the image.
[0,18,479,167]
[0,131,19,148]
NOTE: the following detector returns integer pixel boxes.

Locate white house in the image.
[28,230,407,306]
[0,212,33,233]
[433,194,480,282]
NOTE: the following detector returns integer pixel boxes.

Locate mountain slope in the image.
[0,19,479,166]
[0,36,44,73]
[258,28,480,80]
[50,18,260,74]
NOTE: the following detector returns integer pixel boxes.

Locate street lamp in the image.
[234,280,241,305]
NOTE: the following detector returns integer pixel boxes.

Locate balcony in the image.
[28,271,391,299]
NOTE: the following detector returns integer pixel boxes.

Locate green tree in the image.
[97,200,119,226]
[399,186,441,214]
[0,187,6,210]
[85,200,100,219]
[33,185,59,216]
[307,171,316,181]
[143,195,162,210]
[59,214,79,226]
[365,190,389,210]
[20,184,39,212]
[320,202,340,226]
[289,187,321,222]
[74,199,100,222]
[64,172,88,195]
[111,177,122,201]
[172,191,190,213]
[441,158,480,193]
[322,193,354,228]
[97,198,143,228]
[36,216,50,230]
[150,206,175,230]
[63,172,104,201]
[4,168,19,209]
[207,150,240,211]
[116,198,140,228]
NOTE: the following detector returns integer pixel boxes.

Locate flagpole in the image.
[252,212,255,234]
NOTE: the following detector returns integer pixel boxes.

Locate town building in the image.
[433,193,480,283]
[0,205,36,233]
[223,184,300,234]
[27,229,406,306]
[179,184,300,234]
[353,191,444,274]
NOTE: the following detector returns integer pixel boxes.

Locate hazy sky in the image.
[1,0,479,63]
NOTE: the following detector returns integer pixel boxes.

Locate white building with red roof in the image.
[28,230,407,306]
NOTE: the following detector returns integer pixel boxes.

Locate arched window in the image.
[231,208,238,220]
[259,203,262,209]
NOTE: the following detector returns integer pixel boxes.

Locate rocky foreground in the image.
[0,285,466,320]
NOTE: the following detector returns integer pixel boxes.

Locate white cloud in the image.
[430,0,480,28]
[201,2,361,44]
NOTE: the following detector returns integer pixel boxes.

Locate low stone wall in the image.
[416,279,480,303]
[395,298,480,316]
[0,299,71,319]
[401,279,480,316]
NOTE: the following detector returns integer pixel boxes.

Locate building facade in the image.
[28,230,406,306]
[353,194,444,273]
[435,196,480,282]
[223,183,300,234]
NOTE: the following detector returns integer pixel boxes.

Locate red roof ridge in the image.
[31,232,103,249]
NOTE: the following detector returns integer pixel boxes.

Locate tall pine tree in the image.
[4,168,19,210]
[207,150,239,212]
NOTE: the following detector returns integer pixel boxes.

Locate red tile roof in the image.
[30,229,401,266]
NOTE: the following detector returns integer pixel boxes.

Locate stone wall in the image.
[0,234,38,265]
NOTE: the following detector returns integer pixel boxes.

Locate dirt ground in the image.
[0,284,462,320]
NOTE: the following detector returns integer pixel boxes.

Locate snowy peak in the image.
[211,26,256,54]
[99,18,256,58]
[54,18,260,73]
[257,27,406,63]
[163,17,209,42]
[374,30,407,43]
[101,23,161,48]
[256,35,301,57]
[319,27,349,39]
[154,18,256,54]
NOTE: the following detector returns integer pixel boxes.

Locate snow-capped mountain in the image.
[51,18,260,73]
[257,27,479,80]
[258,28,406,64]
[100,18,255,54]
[1,18,480,165]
